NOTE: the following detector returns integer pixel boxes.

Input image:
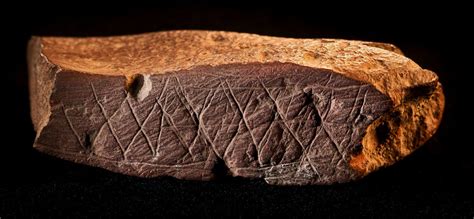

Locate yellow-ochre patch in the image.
[350,83,444,174]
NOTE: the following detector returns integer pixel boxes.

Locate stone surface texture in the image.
[28,30,444,185]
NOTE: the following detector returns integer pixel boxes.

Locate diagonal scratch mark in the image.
[259,78,324,177]
[223,125,240,159]
[212,119,225,144]
[357,89,369,119]
[313,92,343,158]
[62,105,86,149]
[256,111,276,165]
[187,89,215,153]
[200,83,219,115]
[90,82,126,160]
[293,99,312,136]
[224,113,238,136]
[175,76,199,125]
[298,94,322,176]
[218,82,242,160]
[257,109,276,149]
[257,78,320,173]
[175,78,218,160]
[199,84,223,152]
[177,77,222,160]
[196,88,223,159]
[258,78,306,149]
[323,123,343,157]
[125,96,157,156]
[224,80,261,164]
[323,72,333,87]
[155,98,194,158]
[92,90,129,149]
[296,97,329,175]
[347,85,363,123]
[220,82,246,138]
[90,93,134,159]
[341,124,353,148]
[178,79,215,149]
[220,81,256,162]
[154,78,169,156]
[242,89,255,113]
[322,89,334,120]
[298,125,323,177]
[284,90,296,118]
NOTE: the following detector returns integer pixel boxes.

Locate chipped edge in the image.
[28,37,61,140]
[350,81,445,174]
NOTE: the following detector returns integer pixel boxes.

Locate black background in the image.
[1,5,472,217]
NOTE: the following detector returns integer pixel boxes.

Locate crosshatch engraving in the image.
[37,63,392,185]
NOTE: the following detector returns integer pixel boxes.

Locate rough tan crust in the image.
[357,41,404,55]
[28,37,60,134]
[30,30,444,175]
[39,30,435,104]
[351,83,444,173]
